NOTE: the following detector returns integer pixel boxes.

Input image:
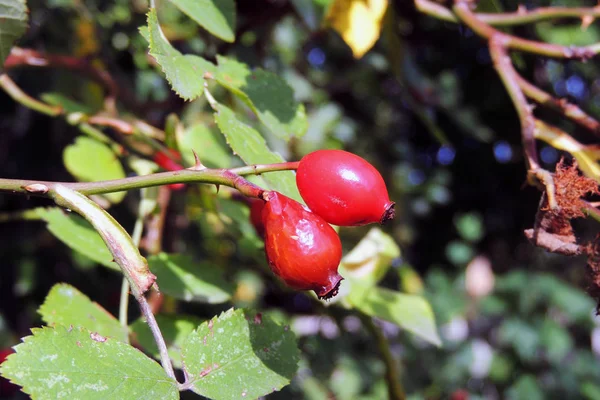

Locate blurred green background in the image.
[2,0,600,398]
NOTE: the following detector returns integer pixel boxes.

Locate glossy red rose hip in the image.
[296,149,395,226]
[262,191,343,299]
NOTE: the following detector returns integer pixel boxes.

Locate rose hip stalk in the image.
[296,149,395,226]
[262,191,343,299]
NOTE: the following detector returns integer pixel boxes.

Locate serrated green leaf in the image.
[0,0,28,70]
[148,252,233,303]
[130,314,202,369]
[63,136,126,204]
[182,308,299,399]
[37,208,119,271]
[215,56,307,140]
[0,326,178,399]
[213,102,302,201]
[349,287,441,346]
[139,25,150,43]
[39,284,127,342]
[180,123,231,168]
[167,0,235,42]
[147,9,216,101]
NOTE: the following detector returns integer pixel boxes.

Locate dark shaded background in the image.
[2,0,600,398]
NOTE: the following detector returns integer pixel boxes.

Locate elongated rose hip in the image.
[262,191,343,299]
[296,149,395,226]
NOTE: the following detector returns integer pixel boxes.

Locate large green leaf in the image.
[39,284,127,342]
[215,56,308,140]
[41,92,94,114]
[181,308,300,399]
[148,252,233,303]
[536,22,600,46]
[349,287,441,346]
[38,208,119,271]
[63,136,126,203]
[0,326,178,399]
[180,123,231,169]
[147,9,216,101]
[340,228,400,288]
[167,0,236,42]
[0,0,28,70]
[130,314,202,369]
[213,102,302,201]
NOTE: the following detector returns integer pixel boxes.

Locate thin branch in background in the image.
[0,74,62,116]
[119,203,147,333]
[0,72,168,161]
[515,74,600,135]
[452,0,600,59]
[87,115,136,135]
[416,0,600,26]
[140,186,172,315]
[359,314,405,400]
[3,48,168,142]
[4,47,119,112]
[488,35,539,170]
[141,186,171,255]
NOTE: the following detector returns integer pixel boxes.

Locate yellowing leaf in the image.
[340,227,400,287]
[324,0,388,58]
[534,120,600,183]
[74,18,99,57]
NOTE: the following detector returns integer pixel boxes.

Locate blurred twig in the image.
[0,73,168,157]
[417,0,600,27]
[515,75,600,136]
[488,36,539,170]
[452,0,600,59]
[359,314,405,400]
[0,74,62,116]
[4,47,119,113]
[119,198,147,334]
[141,186,171,255]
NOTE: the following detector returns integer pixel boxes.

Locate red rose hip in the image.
[262,191,343,299]
[296,149,395,226]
